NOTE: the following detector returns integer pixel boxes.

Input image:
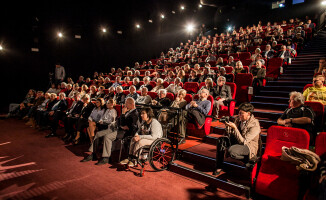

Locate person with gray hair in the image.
[166,77,183,95]
[126,85,139,101]
[185,88,212,129]
[277,91,315,144]
[151,89,171,107]
[213,76,232,119]
[136,87,152,105]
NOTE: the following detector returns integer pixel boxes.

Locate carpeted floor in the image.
[0,119,241,200]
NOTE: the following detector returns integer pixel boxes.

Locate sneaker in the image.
[120,158,129,165]
[127,160,136,167]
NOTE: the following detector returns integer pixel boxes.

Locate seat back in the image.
[185,94,193,103]
[239,52,251,60]
[147,91,158,99]
[264,126,310,157]
[304,101,324,132]
[224,66,233,73]
[315,132,326,156]
[166,93,175,101]
[183,82,199,94]
[225,82,236,100]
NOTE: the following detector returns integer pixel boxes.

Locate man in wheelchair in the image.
[120,107,163,167]
[214,103,261,175]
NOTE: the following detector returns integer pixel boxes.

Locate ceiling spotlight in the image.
[186,24,194,32]
[102,28,107,33]
[199,4,202,8]
[57,32,63,38]
[322,0,326,5]
[149,19,153,23]
[279,3,285,7]
[136,24,140,29]
[0,45,3,51]
[227,26,232,31]
[181,6,185,10]
[172,10,176,14]
[161,14,165,19]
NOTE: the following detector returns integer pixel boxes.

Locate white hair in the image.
[289,91,305,105]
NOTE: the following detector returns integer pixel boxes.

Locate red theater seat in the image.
[147,91,158,99]
[185,94,193,103]
[239,52,251,61]
[235,73,253,103]
[267,57,283,79]
[304,101,324,132]
[224,66,234,73]
[186,95,214,137]
[218,82,236,117]
[183,82,199,94]
[166,93,174,101]
[315,132,326,156]
[255,126,310,200]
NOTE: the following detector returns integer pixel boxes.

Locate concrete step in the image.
[262,85,304,92]
[250,101,288,111]
[253,95,289,104]
[267,81,310,87]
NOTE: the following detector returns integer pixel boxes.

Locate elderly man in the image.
[278,45,291,64]
[151,89,171,107]
[166,77,183,95]
[46,92,68,137]
[251,60,266,95]
[139,76,153,91]
[277,91,315,144]
[185,88,212,129]
[303,75,326,105]
[213,76,232,119]
[132,77,141,90]
[262,44,274,59]
[111,76,122,88]
[136,87,152,105]
[214,103,261,175]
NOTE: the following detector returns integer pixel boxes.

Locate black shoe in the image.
[95,157,109,165]
[178,137,186,145]
[62,133,69,140]
[73,137,81,145]
[80,154,96,162]
[213,169,222,176]
[45,132,56,138]
[64,135,72,143]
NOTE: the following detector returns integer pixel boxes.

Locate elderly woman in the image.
[104,86,115,100]
[120,107,163,167]
[87,99,117,144]
[88,85,97,100]
[214,103,261,175]
[202,78,215,96]
[140,76,153,91]
[68,83,80,98]
[113,86,126,104]
[234,61,246,75]
[151,78,164,92]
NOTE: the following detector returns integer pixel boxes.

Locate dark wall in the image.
[0,0,321,112]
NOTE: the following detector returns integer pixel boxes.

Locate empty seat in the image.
[239,52,251,60]
[235,73,253,103]
[267,57,283,79]
[183,82,199,94]
[255,126,310,200]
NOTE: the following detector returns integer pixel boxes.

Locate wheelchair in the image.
[124,105,183,177]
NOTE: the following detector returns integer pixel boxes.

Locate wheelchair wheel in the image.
[148,138,175,171]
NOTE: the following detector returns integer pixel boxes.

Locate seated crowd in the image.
[6,17,326,197]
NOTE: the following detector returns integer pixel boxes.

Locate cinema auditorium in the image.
[1,0,326,199]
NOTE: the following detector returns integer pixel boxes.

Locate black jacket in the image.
[80,102,95,119]
[214,84,232,104]
[46,100,58,111]
[119,109,140,137]
[154,97,171,107]
[68,100,84,116]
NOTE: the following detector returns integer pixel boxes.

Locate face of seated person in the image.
[141,111,149,122]
[238,110,251,121]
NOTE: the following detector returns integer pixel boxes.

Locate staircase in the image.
[168,31,326,199]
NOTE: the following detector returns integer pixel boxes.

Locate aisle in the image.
[0,119,241,200]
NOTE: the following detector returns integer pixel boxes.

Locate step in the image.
[250,101,288,111]
[169,162,250,198]
[284,70,315,74]
[252,95,289,104]
[259,90,292,97]
[277,77,312,82]
[267,81,309,87]
[255,118,278,129]
[280,73,314,77]
[262,85,304,92]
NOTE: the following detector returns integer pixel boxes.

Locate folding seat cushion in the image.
[186,95,214,137]
[235,73,253,103]
[218,82,236,117]
[183,82,199,94]
[255,126,310,200]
